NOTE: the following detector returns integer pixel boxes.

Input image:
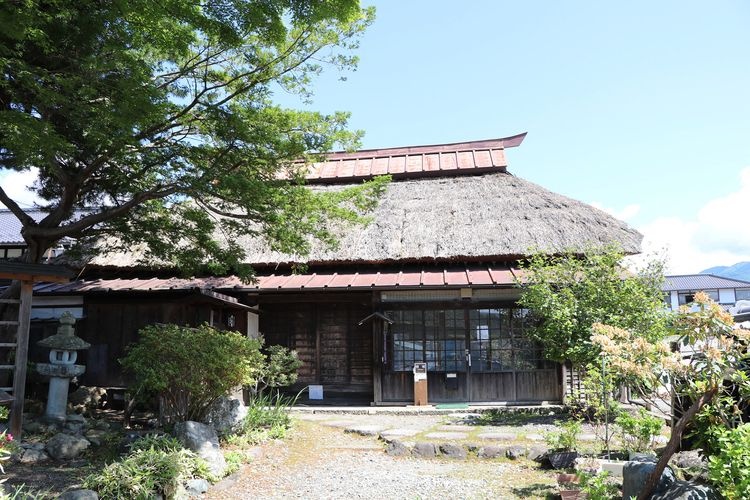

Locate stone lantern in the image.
[36,312,90,423]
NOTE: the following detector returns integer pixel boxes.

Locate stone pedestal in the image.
[36,363,86,423]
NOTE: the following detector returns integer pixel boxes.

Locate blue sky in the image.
[295,1,750,273]
[2,1,749,273]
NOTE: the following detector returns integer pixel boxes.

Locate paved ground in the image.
[206,416,560,499]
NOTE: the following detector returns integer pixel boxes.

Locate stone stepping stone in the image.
[380,428,420,440]
[525,433,545,441]
[579,434,598,442]
[321,420,356,428]
[423,431,467,440]
[477,432,516,441]
[344,425,386,436]
[437,425,476,432]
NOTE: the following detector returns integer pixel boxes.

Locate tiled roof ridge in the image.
[301,133,527,161]
[300,132,527,182]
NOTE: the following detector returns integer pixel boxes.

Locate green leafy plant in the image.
[518,247,668,366]
[128,434,184,454]
[121,323,264,423]
[544,420,582,451]
[707,423,750,500]
[615,408,663,453]
[248,345,303,397]
[84,435,214,500]
[225,392,297,446]
[579,471,618,500]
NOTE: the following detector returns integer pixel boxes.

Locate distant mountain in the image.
[701,262,750,282]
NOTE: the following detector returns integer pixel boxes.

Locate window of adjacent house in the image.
[678,290,718,305]
[736,289,750,301]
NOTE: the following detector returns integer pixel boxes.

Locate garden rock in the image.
[505,445,526,460]
[173,421,227,477]
[385,440,410,456]
[68,386,107,414]
[622,457,676,500]
[527,445,549,462]
[412,442,437,458]
[203,395,248,436]
[58,489,99,500]
[439,443,467,459]
[672,450,705,469]
[45,433,90,460]
[19,448,49,464]
[84,429,108,446]
[185,478,210,496]
[344,425,385,436]
[651,480,719,500]
[478,445,506,459]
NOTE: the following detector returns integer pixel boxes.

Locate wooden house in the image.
[30,133,641,405]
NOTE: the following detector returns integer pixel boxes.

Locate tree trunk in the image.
[637,387,718,500]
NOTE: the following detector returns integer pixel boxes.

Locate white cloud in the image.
[0,168,41,208]
[637,167,750,274]
[591,201,641,222]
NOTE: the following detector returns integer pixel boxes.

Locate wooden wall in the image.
[259,292,373,398]
[29,294,248,388]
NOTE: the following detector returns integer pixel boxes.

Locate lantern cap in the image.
[37,312,91,351]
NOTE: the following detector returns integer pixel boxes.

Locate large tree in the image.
[0,0,382,274]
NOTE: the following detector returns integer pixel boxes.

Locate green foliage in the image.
[121,323,264,422]
[0,0,384,270]
[615,409,663,453]
[0,407,8,421]
[707,423,750,500]
[225,392,295,446]
[128,434,184,454]
[579,471,618,500]
[518,247,668,365]
[544,419,581,451]
[250,344,303,396]
[223,450,245,476]
[569,365,621,452]
[83,446,209,500]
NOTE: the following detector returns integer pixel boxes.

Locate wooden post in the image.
[10,281,33,438]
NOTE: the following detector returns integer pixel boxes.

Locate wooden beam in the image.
[10,281,33,438]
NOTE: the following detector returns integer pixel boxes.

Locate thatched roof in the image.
[79,134,641,270]
[235,171,641,267]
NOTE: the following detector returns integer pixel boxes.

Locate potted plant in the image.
[545,420,582,469]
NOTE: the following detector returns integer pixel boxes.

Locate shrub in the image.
[225,392,296,446]
[84,435,213,499]
[615,408,663,453]
[544,419,581,451]
[707,423,750,500]
[121,323,264,422]
[128,434,183,453]
[579,471,618,500]
[249,345,303,396]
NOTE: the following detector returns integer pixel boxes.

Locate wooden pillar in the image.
[10,281,33,438]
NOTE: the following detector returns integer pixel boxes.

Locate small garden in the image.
[3,323,302,499]
[513,248,750,499]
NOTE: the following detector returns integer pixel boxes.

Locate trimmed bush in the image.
[121,323,264,422]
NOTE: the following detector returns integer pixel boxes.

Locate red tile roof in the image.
[33,266,521,294]
[302,133,526,183]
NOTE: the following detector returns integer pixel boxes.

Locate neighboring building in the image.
[662,274,750,311]
[0,209,74,261]
[25,133,642,405]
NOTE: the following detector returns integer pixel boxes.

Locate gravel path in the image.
[207,418,557,499]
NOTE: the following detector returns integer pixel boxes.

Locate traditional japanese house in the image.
[30,133,641,405]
